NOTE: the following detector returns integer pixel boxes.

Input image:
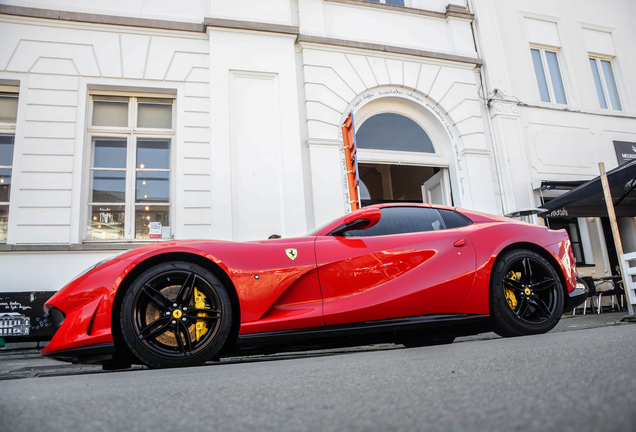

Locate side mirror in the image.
[331,208,381,236]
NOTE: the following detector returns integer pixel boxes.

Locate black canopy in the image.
[538,160,636,218]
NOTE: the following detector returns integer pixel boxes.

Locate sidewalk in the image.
[1,311,633,380]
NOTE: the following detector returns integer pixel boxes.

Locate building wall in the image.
[0,0,494,293]
[473,0,636,213]
[473,0,636,288]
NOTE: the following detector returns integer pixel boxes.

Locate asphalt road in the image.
[1,322,635,432]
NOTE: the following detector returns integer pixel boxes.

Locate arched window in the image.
[356,113,434,153]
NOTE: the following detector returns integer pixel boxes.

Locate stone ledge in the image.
[325,0,446,19]
[298,35,483,66]
[0,243,150,252]
[445,4,474,20]
[0,4,205,32]
[204,18,299,36]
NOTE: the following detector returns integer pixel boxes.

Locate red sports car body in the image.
[42,204,584,369]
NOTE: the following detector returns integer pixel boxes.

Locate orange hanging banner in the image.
[341,112,360,212]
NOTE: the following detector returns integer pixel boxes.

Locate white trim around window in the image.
[530,46,568,105]
[85,94,175,242]
[0,91,18,242]
[589,56,622,111]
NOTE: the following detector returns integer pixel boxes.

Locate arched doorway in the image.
[353,102,453,207]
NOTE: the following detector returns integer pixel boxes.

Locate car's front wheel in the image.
[489,249,564,337]
[120,261,232,368]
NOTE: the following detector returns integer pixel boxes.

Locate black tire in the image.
[489,249,564,337]
[120,261,232,368]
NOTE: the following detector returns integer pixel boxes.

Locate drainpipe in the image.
[466,0,508,216]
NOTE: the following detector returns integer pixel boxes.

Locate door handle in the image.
[453,238,466,247]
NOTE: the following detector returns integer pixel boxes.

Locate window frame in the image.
[530,46,568,105]
[589,56,622,111]
[362,0,406,5]
[0,90,18,243]
[546,217,585,266]
[85,93,176,242]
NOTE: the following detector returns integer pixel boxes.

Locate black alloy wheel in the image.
[120,261,232,368]
[489,249,564,337]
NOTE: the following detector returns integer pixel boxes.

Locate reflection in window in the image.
[0,135,14,241]
[590,57,622,111]
[138,100,172,129]
[333,206,447,237]
[87,95,173,240]
[0,96,19,123]
[548,218,585,265]
[531,48,567,104]
[92,97,129,127]
[356,113,434,153]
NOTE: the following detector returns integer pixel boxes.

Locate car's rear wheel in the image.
[120,261,232,368]
[489,249,563,337]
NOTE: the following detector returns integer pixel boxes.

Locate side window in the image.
[335,207,448,237]
[439,209,473,229]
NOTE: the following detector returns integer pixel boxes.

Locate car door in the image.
[314,207,476,326]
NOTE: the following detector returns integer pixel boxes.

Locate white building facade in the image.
[0,0,499,296]
[471,0,636,280]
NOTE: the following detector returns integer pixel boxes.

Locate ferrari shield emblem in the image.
[285,248,298,261]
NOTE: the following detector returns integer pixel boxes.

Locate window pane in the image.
[136,171,170,203]
[0,135,14,166]
[93,138,127,169]
[338,207,447,237]
[92,101,128,127]
[531,49,551,103]
[87,205,125,240]
[601,60,622,111]
[0,204,7,241]
[135,205,170,239]
[440,209,472,229]
[356,113,434,153]
[136,139,170,169]
[385,0,405,5]
[90,170,126,203]
[545,51,567,104]
[0,96,18,124]
[137,103,172,129]
[589,59,608,109]
[0,168,11,202]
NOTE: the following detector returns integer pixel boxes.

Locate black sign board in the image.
[614,141,636,166]
[0,292,56,340]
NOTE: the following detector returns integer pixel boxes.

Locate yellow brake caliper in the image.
[505,271,519,310]
[193,287,209,342]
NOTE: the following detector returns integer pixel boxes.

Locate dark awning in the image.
[538,160,636,218]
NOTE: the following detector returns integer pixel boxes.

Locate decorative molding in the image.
[306,138,342,147]
[325,0,474,21]
[0,4,205,32]
[297,35,483,66]
[493,101,520,116]
[326,0,445,19]
[204,18,299,36]
[445,5,474,20]
[0,243,150,252]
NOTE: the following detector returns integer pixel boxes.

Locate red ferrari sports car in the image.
[42,204,585,369]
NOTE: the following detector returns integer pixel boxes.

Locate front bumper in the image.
[43,342,117,364]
